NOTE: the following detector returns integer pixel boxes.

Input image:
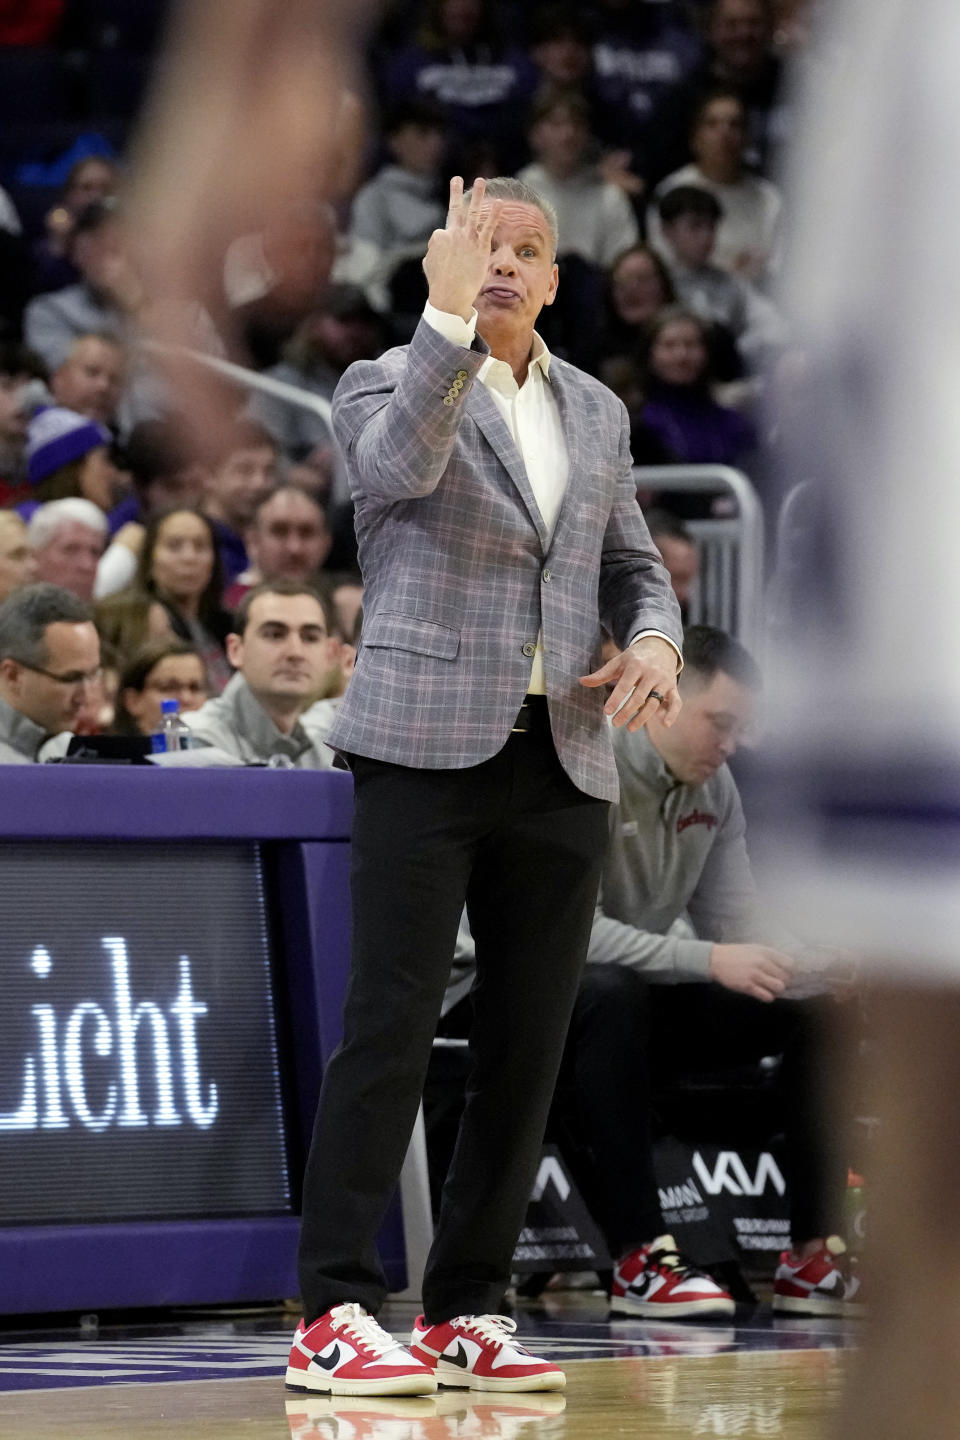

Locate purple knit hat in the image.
[26,406,111,486]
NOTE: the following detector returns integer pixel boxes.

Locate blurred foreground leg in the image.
[839,987,960,1440]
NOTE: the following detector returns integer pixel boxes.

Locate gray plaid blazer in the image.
[326,317,682,802]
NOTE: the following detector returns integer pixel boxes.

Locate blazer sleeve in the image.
[332,316,489,502]
[598,401,684,653]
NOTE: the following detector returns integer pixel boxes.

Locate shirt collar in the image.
[478,330,552,395]
[229,672,311,761]
[0,693,51,760]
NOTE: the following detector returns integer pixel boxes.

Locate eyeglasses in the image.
[13,660,104,688]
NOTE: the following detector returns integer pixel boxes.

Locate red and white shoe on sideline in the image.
[409,1313,566,1392]
[285,1303,438,1395]
[773,1236,863,1317]
[610,1235,736,1319]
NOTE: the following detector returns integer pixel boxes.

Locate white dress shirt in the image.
[423,301,681,691]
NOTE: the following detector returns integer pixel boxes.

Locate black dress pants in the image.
[562,965,841,1257]
[297,723,610,1325]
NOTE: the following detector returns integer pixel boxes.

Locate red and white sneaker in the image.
[610,1235,736,1319]
[409,1313,566,1392]
[285,1303,438,1395]
[773,1235,863,1317]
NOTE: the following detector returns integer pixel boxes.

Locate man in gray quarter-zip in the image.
[579,625,854,1321]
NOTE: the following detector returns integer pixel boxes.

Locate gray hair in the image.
[464,176,559,259]
[28,497,109,551]
[0,582,91,665]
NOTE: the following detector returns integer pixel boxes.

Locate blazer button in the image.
[456,369,468,380]
[452,378,463,391]
[443,396,454,406]
[542,567,552,582]
[522,642,537,657]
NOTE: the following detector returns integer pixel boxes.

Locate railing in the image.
[634,464,765,652]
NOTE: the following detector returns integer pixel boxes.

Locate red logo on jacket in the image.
[677,809,718,835]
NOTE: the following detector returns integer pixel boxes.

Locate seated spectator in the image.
[201,420,278,585]
[587,243,676,376]
[441,626,855,1318]
[28,498,107,601]
[656,185,787,373]
[648,90,783,283]
[0,342,49,504]
[517,90,639,270]
[639,307,756,490]
[97,417,207,598]
[22,405,117,519]
[644,508,700,621]
[594,356,677,467]
[378,0,538,175]
[24,201,132,372]
[324,570,364,650]
[0,581,101,763]
[661,0,789,177]
[24,198,201,432]
[49,333,126,430]
[528,5,596,99]
[246,286,386,503]
[583,626,853,1318]
[0,511,37,602]
[341,101,447,316]
[588,0,704,187]
[113,638,208,737]
[184,580,338,767]
[226,484,332,608]
[95,508,232,691]
[31,155,120,296]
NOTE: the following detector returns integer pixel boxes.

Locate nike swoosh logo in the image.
[313,1344,341,1371]
[447,1342,470,1369]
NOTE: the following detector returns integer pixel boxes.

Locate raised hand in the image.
[422,176,503,322]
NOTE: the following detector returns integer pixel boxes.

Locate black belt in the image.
[511,694,550,734]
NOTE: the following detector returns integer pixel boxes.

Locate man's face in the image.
[0,519,37,601]
[226,592,336,707]
[72,217,125,291]
[649,669,756,784]
[532,34,591,86]
[530,108,589,176]
[662,214,717,269]
[0,371,31,447]
[473,202,559,345]
[33,520,105,601]
[144,462,207,518]
[389,123,445,177]
[655,534,699,616]
[710,0,771,74]
[1,620,101,734]
[693,96,747,169]
[205,444,277,530]
[248,491,330,583]
[52,338,125,425]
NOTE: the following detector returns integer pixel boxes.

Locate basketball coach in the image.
[287,175,683,1397]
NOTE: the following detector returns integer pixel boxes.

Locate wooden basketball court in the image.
[0,1295,854,1438]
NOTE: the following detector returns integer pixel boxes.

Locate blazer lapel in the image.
[545,363,588,557]
[467,382,549,550]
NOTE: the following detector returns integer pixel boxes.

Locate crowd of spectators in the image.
[0,0,809,753]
